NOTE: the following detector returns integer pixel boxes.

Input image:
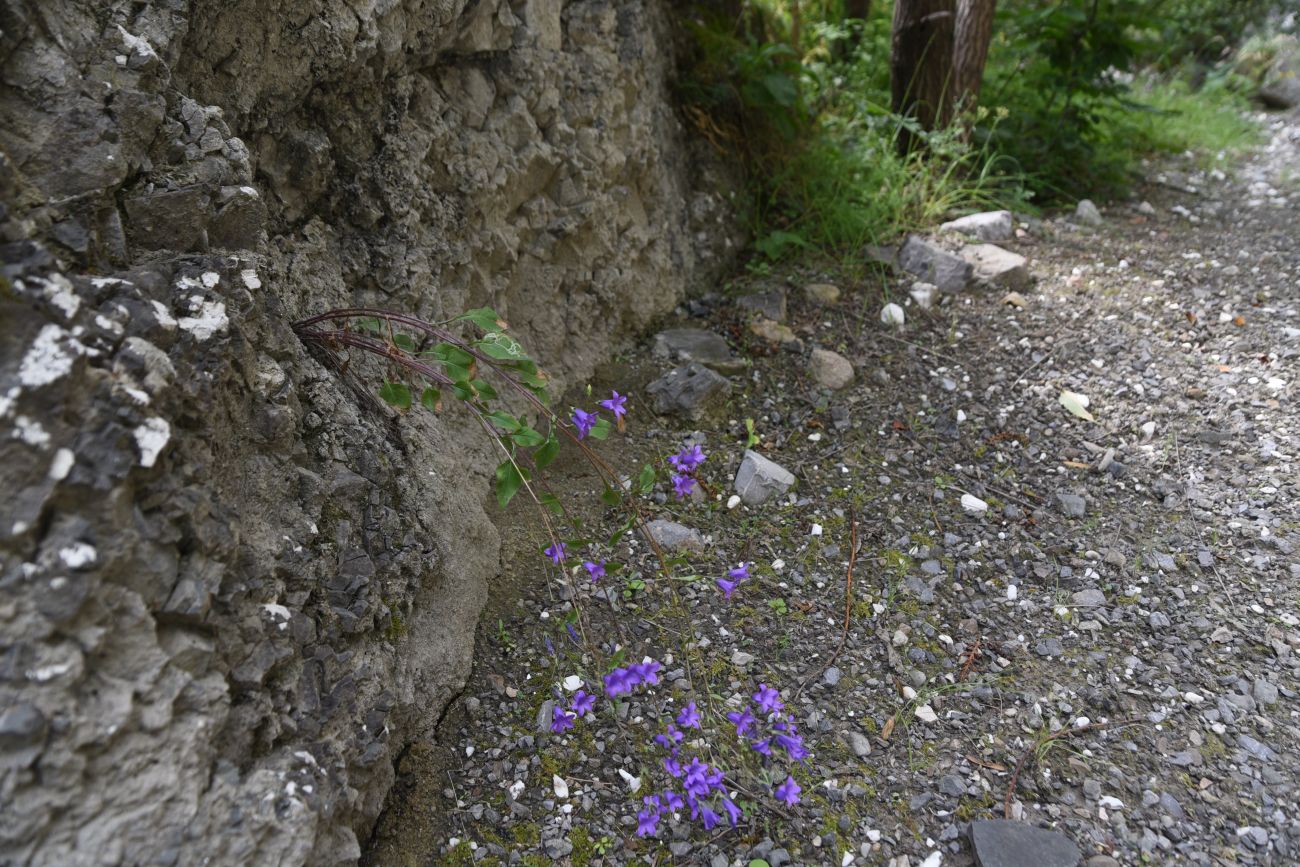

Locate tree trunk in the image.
[841,0,872,56]
[890,0,956,154]
[952,0,997,110]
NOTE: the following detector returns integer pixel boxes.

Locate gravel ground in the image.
[365,110,1300,867]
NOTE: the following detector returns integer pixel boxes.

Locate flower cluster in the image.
[550,688,598,734]
[603,659,662,697]
[667,444,706,500]
[571,390,627,440]
[640,718,743,837]
[716,562,751,600]
[724,683,807,804]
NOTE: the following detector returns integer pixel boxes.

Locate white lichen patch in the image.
[241,269,262,290]
[59,542,97,569]
[48,448,75,480]
[134,417,171,468]
[19,324,78,387]
[200,271,220,289]
[262,603,291,621]
[26,662,72,682]
[150,300,177,330]
[0,387,17,419]
[120,384,151,405]
[13,415,51,449]
[95,314,125,336]
[41,274,81,320]
[116,25,158,59]
[178,299,228,341]
[90,277,130,290]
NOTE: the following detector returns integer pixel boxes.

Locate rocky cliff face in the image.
[0,1,738,863]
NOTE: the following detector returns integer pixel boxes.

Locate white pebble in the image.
[880,302,906,326]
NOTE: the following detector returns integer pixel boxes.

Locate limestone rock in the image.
[646,363,732,419]
[940,210,1014,242]
[962,244,1030,290]
[749,317,799,345]
[969,820,1082,867]
[734,449,796,506]
[1075,199,1103,226]
[809,348,854,390]
[646,519,706,553]
[736,289,787,322]
[897,235,973,292]
[653,329,745,374]
[805,282,841,304]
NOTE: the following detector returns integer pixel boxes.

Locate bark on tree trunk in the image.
[953,0,998,110]
[890,0,956,154]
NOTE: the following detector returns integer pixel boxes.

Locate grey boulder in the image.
[962,244,1030,290]
[652,329,745,374]
[898,235,973,292]
[969,820,1082,867]
[646,363,731,419]
[940,210,1014,242]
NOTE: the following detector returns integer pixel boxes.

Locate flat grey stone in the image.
[1055,491,1087,517]
[734,449,796,506]
[543,837,573,859]
[1073,588,1106,608]
[805,282,841,304]
[652,329,745,374]
[844,730,872,757]
[1254,678,1280,706]
[970,819,1082,867]
[941,210,1014,241]
[898,235,972,292]
[962,244,1030,289]
[645,519,706,553]
[645,363,731,420]
[736,289,787,322]
[0,703,47,749]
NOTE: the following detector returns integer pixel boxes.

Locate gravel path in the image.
[366,111,1300,867]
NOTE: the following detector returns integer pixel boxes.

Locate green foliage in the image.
[980,0,1265,200]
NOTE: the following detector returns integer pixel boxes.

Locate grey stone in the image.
[543,837,574,860]
[962,244,1030,290]
[844,731,873,757]
[970,820,1082,867]
[1075,199,1103,226]
[736,289,787,322]
[1254,678,1280,706]
[823,666,842,686]
[940,210,1014,241]
[898,235,973,292]
[1259,39,1300,109]
[1159,792,1185,819]
[809,348,855,390]
[124,188,212,252]
[0,703,48,749]
[734,449,796,506]
[1149,612,1171,629]
[646,363,732,420]
[645,520,706,554]
[1073,588,1106,608]
[1055,491,1087,517]
[939,775,965,796]
[711,855,729,867]
[652,329,745,374]
[767,848,791,867]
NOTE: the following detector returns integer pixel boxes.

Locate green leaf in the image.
[512,426,545,448]
[494,460,524,509]
[600,485,622,507]
[442,361,472,384]
[450,382,474,402]
[420,386,440,411]
[471,378,497,400]
[538,492,564,516]
[486,411,521,432]
[378,381,412,411]
[457,307,508,333]
[1059,390,1095,421]
[392,332,415,351]
[534,434,560,469]
[588,417,611,440]
[749,861,772,867]
[474,332,528,361]
[637,464,656,494]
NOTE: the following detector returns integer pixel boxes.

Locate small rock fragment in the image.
[734,449,796,506]
[809,348,855,390]
[880,303,905,326]
[940,210,1014,242]
[806,282,841,304]
[1075,199,1103,226]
